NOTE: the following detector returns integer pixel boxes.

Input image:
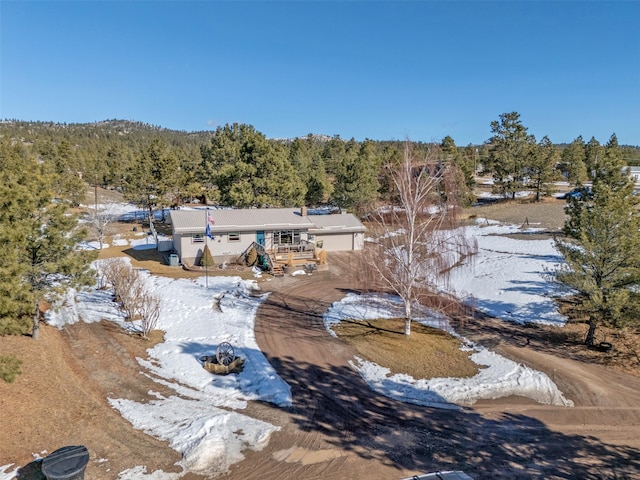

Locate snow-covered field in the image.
[1,205,573,479]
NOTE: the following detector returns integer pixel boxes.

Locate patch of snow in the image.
[325,294,573,408]
[0,465,17,480]
[117,466,181,479]
[446,223,566,325]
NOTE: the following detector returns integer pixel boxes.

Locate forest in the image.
[2,116,638,216]
[0,113,638,337]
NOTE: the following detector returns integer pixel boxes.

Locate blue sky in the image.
[1,1,639,145]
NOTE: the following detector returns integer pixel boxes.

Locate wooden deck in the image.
[240,241,321,276]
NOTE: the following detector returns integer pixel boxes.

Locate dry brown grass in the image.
[332,318,479,379]
[97,243,256,281]
[542,299,640,375]
[461,196,568,232]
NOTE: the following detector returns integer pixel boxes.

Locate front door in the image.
[256,230,265,246]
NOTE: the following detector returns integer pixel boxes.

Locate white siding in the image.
[315,233,354,251]
[177,232,256,264]
[353,232,364,250]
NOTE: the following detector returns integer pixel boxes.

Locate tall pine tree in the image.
[527,136,559,202]
[0,139,96,338]
[486,112,536,199]
[331,139,380,213]
[199,123,305,207]
[555,134,640,346]
[560,136,588,185]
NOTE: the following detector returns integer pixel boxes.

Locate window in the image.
[228,232,240,242]
[192,234,204,243]
[274,230,300,245]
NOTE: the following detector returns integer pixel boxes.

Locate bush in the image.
[99,258,161,335]
[0,316,31,336]
[0,354,23,383]
[200,245,214,267]
[100,258,143,320]
[138,292,160,339]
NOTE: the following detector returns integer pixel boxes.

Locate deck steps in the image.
[271,264,285,277]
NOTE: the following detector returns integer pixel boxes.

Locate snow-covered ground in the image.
[446,220,566,326]
[1,205,573,479]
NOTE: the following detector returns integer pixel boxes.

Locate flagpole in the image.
[205,209,209,288]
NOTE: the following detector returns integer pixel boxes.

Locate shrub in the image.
[138,292,160,339]
[100,258,143,320]
[99,258,161,335]
[0,316,31,336]
[200,245,214,267]
[0,354,23,383]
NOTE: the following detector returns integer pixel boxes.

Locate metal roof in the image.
[308,212,366,233]
[169,208,365,234]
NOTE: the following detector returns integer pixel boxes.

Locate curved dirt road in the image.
[2,251,639,480]
[240,253,640,480]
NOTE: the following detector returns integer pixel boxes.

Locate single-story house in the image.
[169,207,366,266]
[625,166,640,185]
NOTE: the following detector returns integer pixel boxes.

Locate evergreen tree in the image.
[289,137,314,181]
[305,154,332,206]
[321,135,347,175]
[199,123,305,207]
[25,198,97,339]
[560,136,588,185]
[585,136,604,180]
[173,144,204,205]
[555,133,640,346]
[200,245,214,267]
[254,142,306,207]
[289,136,331,206]
[35,139,86,205]
[104,143,131,190]
[0,141,96,338]
[124,139,179,220]
[485,112,536,199]
[527,136,560,201]
[441,136,475,206]
[331,139,380,212]
[0,141,34,334]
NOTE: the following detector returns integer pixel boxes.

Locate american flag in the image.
[206,210,215,239]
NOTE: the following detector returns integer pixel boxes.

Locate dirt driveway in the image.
[2,197,640,479]
[241,252,640,479]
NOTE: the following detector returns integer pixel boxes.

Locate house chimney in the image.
[300,206,308,217]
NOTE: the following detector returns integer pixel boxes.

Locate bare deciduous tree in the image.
[100,258,139,309]
[119,272,145,322]
[99,258,161,337]
[138,291,161,338]
[88,204,119,250]
[362,140,477,335]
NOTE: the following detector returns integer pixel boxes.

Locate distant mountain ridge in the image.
[2,119,639,153]
[0,119,336,143]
